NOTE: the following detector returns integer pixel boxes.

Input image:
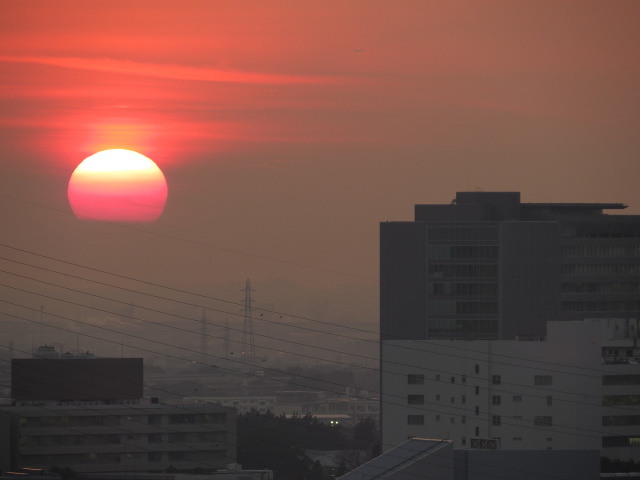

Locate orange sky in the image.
[1,1,640,325]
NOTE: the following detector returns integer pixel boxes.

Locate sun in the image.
[68,149,168,222]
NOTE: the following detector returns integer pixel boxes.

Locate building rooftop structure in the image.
[338,437,598,480]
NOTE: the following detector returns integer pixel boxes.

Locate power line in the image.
[0,272,623,408]
[0,244,623,380]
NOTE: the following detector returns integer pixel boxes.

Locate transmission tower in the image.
[241,278,256,362]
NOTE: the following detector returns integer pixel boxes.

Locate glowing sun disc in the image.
[68,149,168,222]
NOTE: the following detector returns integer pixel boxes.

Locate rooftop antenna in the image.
[241,278,256,363]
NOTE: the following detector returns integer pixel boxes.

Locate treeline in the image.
[237,410,379,479]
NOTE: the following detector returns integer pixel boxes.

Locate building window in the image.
[408,374,425,385]
[547,396,553,406]
[148,433,162,444]
[602,415,640,426]
[148,415,162,425]
[408,415,424,425]
[603,395,640,406]
[168,451,185,461]
[450,397,455,404]
[451,376,456,383]
[492,415,501,426]
[408,395,425,405]
[475,427,480,436]
[534,375,552,386]
[462,375,467,383]
[475,386,480,395]
[492,375,501,385]
[513,395,522,402]
[603,375,640,386]
[462,436,467,446]
[534,416,553,426]
[436,374,441,381]
[492,395,501,406]
[513,437,522,441]
[475,406,480,415]
[436,415,441,422]
[602,436,640,448]
[148,452,163,462]
[462,415,466,424]
[451,417,455,424]
[475,364,480,374]
[461,394,467,404]
[436,394,441,401]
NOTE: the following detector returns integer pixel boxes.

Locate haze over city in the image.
[1,1,639,365]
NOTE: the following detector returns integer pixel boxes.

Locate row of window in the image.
[603,375,640,386]
[427,226,499,241]
[22,450,228,466]
[408,373,472,384]
[602,436,640,448]
[407,374,551,386]
[428,245,499,260]
[561,301,640,312]
[429,282,498,296]
[168,413,226,424]
[19,434,120,447]
[22,452,121,465]
[429,264,498,278]
[561,245,640,258]
[18,413,227,428]
[428,300,498,315]
[409,414,470,424]
[428,319,498,336]
[407,415,552,427]
[167,431,226,443]
[562,282,640,293]
[561,264,640,275]
[603,395,640,406]
[561,223,640,239]
[603,416,640,426]
[19,415,122,428]
[408,394,552,406]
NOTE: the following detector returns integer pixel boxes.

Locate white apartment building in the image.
[381,319,640,461]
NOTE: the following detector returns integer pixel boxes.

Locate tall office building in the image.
[380,191,640,341]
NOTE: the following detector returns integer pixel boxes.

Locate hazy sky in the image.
[1,1,639,344]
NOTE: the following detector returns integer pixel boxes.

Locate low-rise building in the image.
[0,357,236,474]
[0,402,236,474]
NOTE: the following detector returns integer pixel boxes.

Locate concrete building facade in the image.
[381,319,640,462]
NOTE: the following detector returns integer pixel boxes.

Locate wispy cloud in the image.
[0,55,336,85]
